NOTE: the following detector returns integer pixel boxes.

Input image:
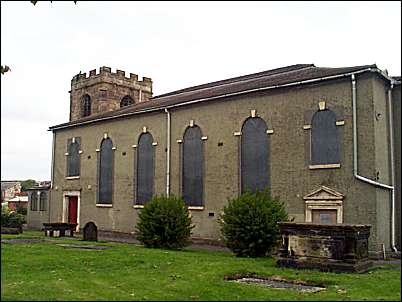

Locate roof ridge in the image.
[153,64,315,99]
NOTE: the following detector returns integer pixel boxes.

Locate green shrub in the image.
[1,206,10,227]
[16,205,27,216]
[1,206,26,231]
[135,195,194,249]
[219,190,288,257]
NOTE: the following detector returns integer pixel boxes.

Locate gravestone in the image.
[83,222,98,241]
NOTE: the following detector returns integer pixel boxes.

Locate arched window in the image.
[135,132,155,205]
[120,95,134,108]
[241,117,270,193]
[67,139,80,177]
[98,138,113,204]
[30,192,38,211]
[39,192,47,211]
[182,125,203,206]
[311,109,339,165]
[82,94,91,117]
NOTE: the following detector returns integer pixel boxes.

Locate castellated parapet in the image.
[69,66,153,121]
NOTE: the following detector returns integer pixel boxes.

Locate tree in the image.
[20,179,37,192]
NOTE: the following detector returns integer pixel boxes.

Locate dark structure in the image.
[43,222,77,237]
[83,221,98,241]
[276,222,372,273]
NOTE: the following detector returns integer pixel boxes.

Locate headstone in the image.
[83,222,98,241]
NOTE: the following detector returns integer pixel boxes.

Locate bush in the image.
[135,195,194,249]
[1,206,26,231]
[16,205,27,216]
[219,190,288,257]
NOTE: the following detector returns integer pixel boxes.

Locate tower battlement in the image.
[71,66,152,93]
[69,67,153,122]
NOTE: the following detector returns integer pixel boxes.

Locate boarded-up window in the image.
[136,132,154,204]
[82,94,91,117]
[241,117,270,193]
[39,192,47,211]
[98,138,113,204]
[67,140,80,177]
[311,110,339,165]
[182,126,203,206]
[30,192,38,211]
[120,95,134,107]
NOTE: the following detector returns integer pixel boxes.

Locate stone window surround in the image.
[65,137,82,178]
[304,186,344,224]
[133,130,156,206]
[304,102,345,170]
[96,134,115,206]
[180,122,206,208]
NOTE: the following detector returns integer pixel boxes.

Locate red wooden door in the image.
[68,196,78,224]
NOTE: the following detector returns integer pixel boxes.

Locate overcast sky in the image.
[1,1,401,181]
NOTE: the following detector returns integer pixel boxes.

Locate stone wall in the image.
[50,72,392,252]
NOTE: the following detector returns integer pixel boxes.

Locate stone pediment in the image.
[303,186,344,200]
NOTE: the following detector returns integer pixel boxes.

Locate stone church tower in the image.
[69,66,152,121]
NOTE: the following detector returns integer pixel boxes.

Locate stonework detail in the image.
[69,67,153,121]
[304,186,344,223]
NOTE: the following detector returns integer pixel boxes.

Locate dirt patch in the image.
[225,273,326,293]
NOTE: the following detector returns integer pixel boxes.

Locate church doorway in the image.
[68,196,78,224]
[62,191,81,232]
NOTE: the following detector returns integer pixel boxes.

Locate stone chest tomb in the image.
[276,222,372,273]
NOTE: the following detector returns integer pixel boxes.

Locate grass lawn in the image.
[1,231,400,301]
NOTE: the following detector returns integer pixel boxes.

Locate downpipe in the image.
[351,74,398,252]
[164,108,171,195]
[388,83,397,253]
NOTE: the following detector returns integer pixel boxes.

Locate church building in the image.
[47,64,401,256]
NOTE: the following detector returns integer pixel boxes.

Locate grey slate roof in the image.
[49,63,382,130]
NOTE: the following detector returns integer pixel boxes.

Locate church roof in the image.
[49,63,389,131]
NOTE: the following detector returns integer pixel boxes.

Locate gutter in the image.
[49,67,391,132]
[351,74,398,252]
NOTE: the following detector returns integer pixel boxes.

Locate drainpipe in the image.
[388,83,397,253]
[351,74,398,252]
[164,108,171,195]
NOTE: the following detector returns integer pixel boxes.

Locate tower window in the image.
[82,94,91,117]
[120,95,134,108]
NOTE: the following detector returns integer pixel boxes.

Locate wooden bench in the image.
[43,223,78,237]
